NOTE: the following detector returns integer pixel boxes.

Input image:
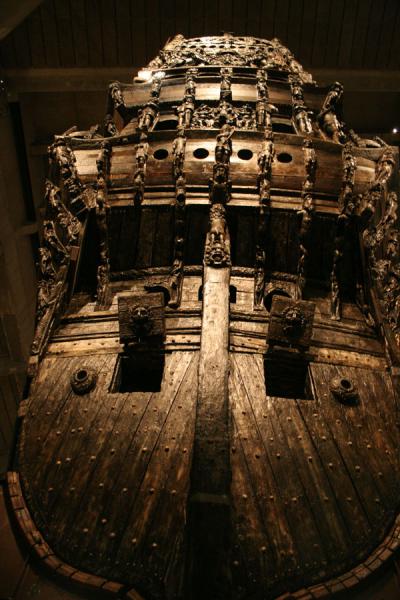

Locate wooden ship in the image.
[7,34,400,600]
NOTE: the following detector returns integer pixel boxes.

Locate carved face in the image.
[130,305,150,323]
[282,306,306,337]
[208,242,229,267]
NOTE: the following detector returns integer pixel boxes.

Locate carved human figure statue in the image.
[137,100,159,131]
[172,129,186,179]
[215,124,234,164]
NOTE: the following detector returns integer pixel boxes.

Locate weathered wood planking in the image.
[229,352,400,595]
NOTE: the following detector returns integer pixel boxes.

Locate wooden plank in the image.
[39,355,113,518]
[323,0,345,68]
[21,356,81,470]
[268,395,351,561]
[388,1,400,68]
[152,207,173,267]
[56,385,154,561]
[296,399,371,552]
[39,1,60,67]
[54,0,75,66]
[311,0,331,67]
[115,0,133,66]
[362,0,386,68]
[350,0,372,68]
[337,0,358,67]
[230,354,303,577]
[27,8,46,67]
[131,0,146,67]
[12,22,31,68]
[375,0,399,68]
[135,207,157,268]
[76,352,192,575]
[267,209,289,274]
[299,0,317,66]
[70,0,89,67]
[85,0,103,67]
[218,0,233,36]
[100,0,117,67]
[286,0,304,59]
[309,364,390,530]
[145,0,161,63]
[273,0,290,45]
[115,354,198,583]
[117,206,139,272]
[230,418,272,594]
[190,0,205,37]
[28,356,103,494]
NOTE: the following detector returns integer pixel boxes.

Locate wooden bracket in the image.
[267,296,316,350]
[118,291,165,348]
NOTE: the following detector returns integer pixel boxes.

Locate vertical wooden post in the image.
[186,263,232,600]
[185,177,232,595]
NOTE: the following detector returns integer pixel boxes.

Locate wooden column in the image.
[186,263,232,600]
[185,197,232,599]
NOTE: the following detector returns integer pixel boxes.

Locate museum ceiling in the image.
[1,0,400,140]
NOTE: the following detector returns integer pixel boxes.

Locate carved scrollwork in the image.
[191,102,256,130]
[147,35,314,83]
[45,180,80,248]
[50,140,90,214]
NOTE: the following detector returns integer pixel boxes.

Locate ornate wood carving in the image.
[317,82,347,144]
[362,148,399,344]
[204,203,231,268]
[147,34,314,83]
[95,142,111,309]
[118,292,165,347]
[296,138,317,298]
[268,296,316,350]
[137,98,159,132]
[254,129,275,307]
[290,76,313,135]
[133,132,149,205]
[330,143,357,319]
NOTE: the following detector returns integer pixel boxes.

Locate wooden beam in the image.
[0,1,44,41]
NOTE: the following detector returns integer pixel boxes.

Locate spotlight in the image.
[392,128,398,134]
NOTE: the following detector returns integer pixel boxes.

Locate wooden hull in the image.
[9,33,400,600]
[13,282,400,599]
